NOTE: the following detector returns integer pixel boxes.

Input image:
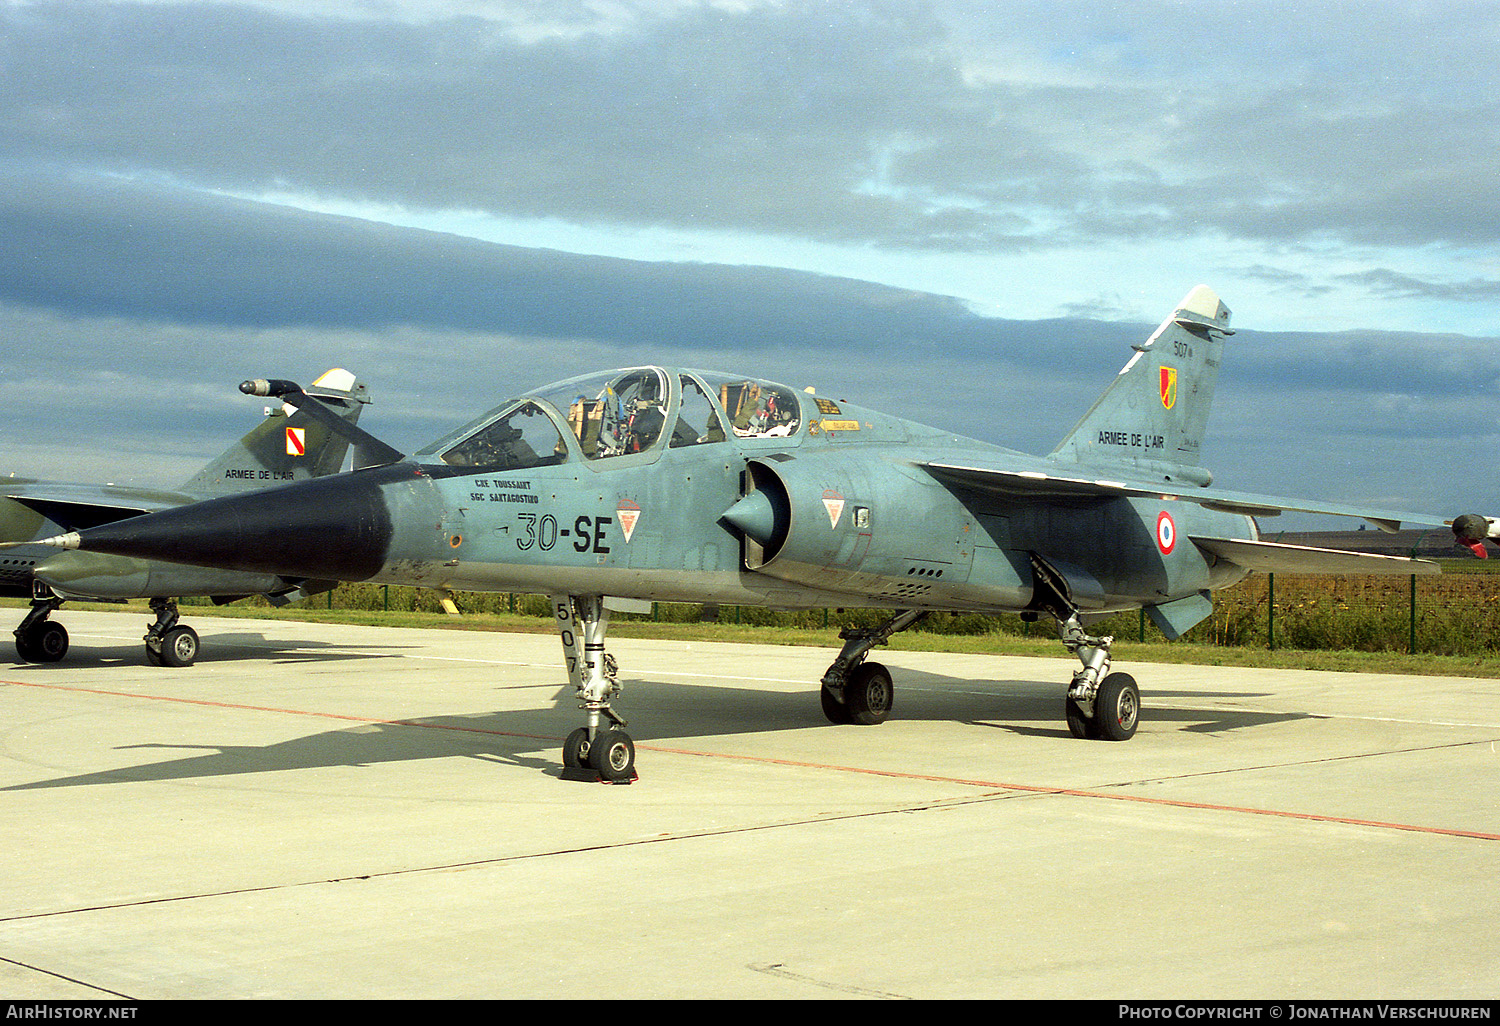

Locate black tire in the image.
[159,625,199,668]
[820,685,852,724]
[1093,672,1140,741]
[845,661,894,726]
[588,729,636,782]
[25,622,69,663]
[1065,696,1098,739]
[15,631,38,663]
[562,727,592,769]
[35,622,68,662]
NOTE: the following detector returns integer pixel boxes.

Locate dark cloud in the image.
[4,1,1497,255]
[0,170,996,349]
[1340,269,1500,303]
[1,2,991,246]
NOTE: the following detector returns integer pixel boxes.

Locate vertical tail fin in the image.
[1049,285,1232,486]
[176,368,371,496]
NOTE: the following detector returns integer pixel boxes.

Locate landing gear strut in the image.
[14,594,68,663]
[553,595,635,783]
[819,609,927,725]
[1029,555,1139,740]
[1056,613,1137,740]
[144,598,199,668]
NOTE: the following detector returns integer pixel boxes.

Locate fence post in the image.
[1409,573,1417,653]
[1267,572,1275,650]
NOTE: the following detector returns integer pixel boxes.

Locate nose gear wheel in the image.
[554,595,636,783]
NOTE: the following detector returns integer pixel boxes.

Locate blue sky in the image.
[1,0,1497,527]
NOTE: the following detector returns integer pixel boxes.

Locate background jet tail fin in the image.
[1049,285,1232,486]
[176,368,372,496]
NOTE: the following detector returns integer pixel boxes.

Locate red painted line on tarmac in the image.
[8,677,1498,842]
[630,742,1500,843]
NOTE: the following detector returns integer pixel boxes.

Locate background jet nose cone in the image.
[62,464,419,582]
[722,491,778,543]
[1451,513,1494,543]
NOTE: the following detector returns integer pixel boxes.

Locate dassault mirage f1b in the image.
[16,287,1457,780]
[3,369,371,666]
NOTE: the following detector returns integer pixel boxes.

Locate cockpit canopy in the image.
[418,367,804,472]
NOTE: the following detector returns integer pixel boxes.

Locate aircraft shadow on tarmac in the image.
[3,666,1312,791]
[5,631,417,668]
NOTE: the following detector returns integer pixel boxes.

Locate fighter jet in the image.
[14,287,1459,779]
[3,368,371,666]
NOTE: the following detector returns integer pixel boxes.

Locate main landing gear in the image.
[14,595,68,663]
[817,599,1140,741]
[553,595,636,783]
[144,598,200,668]
[1027,555,1138,740]
[819,609,927,725]
[1054,612,1138,741]
[11,592,200,667]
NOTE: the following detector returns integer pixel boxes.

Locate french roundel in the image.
[1156,510,1177,554]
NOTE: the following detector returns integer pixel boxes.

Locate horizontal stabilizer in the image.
[1192,536,1440,575]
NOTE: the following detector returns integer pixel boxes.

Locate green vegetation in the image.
[11,560,1500,678]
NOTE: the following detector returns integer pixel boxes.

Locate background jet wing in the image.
[1190,536,1439,575]
[4,482,192,531]
[917,458,1449,534]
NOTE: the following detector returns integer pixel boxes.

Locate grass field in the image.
[9,561,1500,678]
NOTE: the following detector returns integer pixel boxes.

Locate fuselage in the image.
[353,366,1258,614]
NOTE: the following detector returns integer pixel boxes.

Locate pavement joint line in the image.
[7,677,1499,843]
[746,960,912,999]
[0,797,1017,926]
[0,955,136,1000]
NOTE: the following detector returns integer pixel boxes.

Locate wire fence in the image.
[199,561,1500,657]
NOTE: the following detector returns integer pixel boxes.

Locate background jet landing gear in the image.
[144,598,199,668]
[819,609,927,726]
[554,595,636,783]
[14,596,68,663]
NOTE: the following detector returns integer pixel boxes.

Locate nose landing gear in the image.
[554,595,636,783]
